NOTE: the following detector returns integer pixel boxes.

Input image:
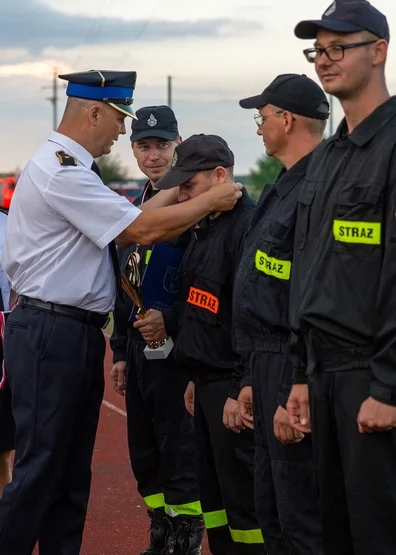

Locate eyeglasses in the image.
[303,40,377,63]
[254,111,284,128]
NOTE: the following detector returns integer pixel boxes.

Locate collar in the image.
[332,97,396,147]
[48,131,93,169]
[274,151,314,198]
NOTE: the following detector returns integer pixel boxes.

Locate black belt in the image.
[18,296,110,329]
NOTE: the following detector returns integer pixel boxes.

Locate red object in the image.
[0,176,17,209]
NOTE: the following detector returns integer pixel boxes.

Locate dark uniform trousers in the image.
[194,378,265,555]
[0,305,105,555]
[126,331,199,512]
[308,368,396,555]
[251,348,323,555]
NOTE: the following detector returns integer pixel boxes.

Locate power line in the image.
[72,0,113,68]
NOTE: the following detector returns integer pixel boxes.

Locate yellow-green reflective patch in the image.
[203,509,228,529]
[333,220,381,245]
[230,527,264,544]
[255,250,291,280]
[167,501,202,517]
[144,493,165,509]
[145,249,152,265]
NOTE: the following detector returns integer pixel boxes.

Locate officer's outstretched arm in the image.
[116,182,242,247]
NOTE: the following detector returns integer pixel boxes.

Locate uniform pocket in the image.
[248,237,292,328]
[332,182,384,258]
[294,182,316,251]
[185,261,230,326]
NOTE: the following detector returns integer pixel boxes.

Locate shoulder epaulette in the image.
[56,150,77,166]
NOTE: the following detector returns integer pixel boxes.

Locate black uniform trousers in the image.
[126,331,199,512]
[309,369,396,555]
[251,351,323,555]
[0,305,105,555]
[0,381,15,454]
[0,314,15,454]
[194,378,265,555]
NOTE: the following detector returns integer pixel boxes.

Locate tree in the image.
[248,156,283,199]
[96,155,129,185]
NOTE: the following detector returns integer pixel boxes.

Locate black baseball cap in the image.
[155,134,234,190]
[295,0,389,41]
[239,74,330,120]
[130,105,179,142]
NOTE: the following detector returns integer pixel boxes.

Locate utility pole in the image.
[167,75,172,108]
[42,67,59,130]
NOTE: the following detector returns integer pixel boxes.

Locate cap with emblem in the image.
[130,105,179,142]
[155,134,234,190]
[239,73,330,120]
[58,69,137,118]
[294,0,389,41]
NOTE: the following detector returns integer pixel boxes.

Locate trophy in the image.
[121,252,174,360]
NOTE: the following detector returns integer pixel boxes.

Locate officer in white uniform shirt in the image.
[0,69,242,555]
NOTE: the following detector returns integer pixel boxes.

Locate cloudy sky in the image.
[1,0,396,178]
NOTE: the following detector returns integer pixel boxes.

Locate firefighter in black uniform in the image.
[110,106,203,555]
[234,74,327,555]
[135,134,266,555]
[286,2,396,554]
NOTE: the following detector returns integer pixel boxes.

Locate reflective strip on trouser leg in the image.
[230,527,264,544]
[144,493,165,509]
[203,509,228,529]
[166,500,203,517]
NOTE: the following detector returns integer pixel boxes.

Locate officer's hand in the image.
[357,397,396,433]
[184,381,195,417]
[133,309,167,341]
[286,384,311,434]
[223,397,245,434]
[206,182,243,213]
[110,361,127,396]
[238,386,254,430]
[273,405,305,444]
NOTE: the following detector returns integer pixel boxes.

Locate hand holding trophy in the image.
[121,252,174,360]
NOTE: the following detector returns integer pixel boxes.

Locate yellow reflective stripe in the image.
[333,220,381,245]
[255,249,291,280]
[203,509,228,529]
[144,493,165,509]
[145,249,152,265]
[230,527,264,544]
[167,501,202,517]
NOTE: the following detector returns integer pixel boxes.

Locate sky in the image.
[1,0,396,178]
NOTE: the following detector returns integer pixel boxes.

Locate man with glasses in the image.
[234,74,327,554]
[287,1,396,553]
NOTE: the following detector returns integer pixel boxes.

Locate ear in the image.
[283,111,295,134]
[212,166,228,184]
[372,39,388,67]
[176,135,183,144]
[88,105,101,127]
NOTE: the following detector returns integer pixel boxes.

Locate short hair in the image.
[271,103,327,136]
[203,167,234,179]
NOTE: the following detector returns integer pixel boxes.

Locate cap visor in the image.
[239,95,266,109]
[294,19,363,39]
[156,169,198,190]
[130,129,179,142]
[109,102,137,119]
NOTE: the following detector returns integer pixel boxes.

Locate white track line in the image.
[102,399,127,418]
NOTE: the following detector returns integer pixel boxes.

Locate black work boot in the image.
[141,508,171,555]
[166,515,205,555]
